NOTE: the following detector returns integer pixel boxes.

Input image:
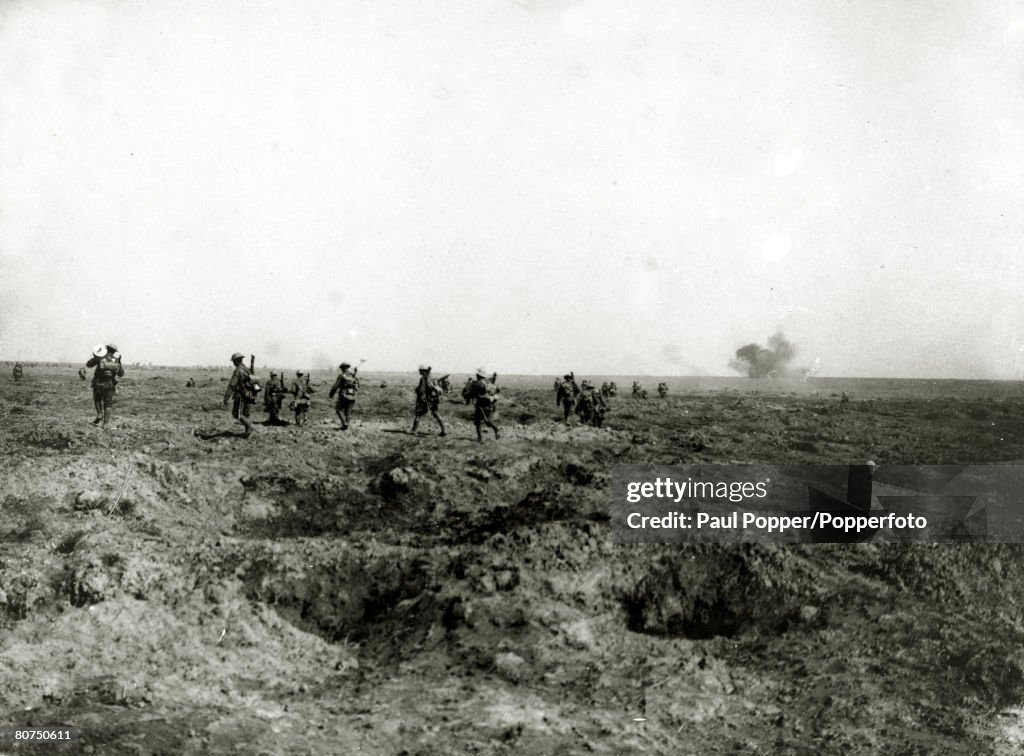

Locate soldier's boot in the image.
[411,417,420,435]
[93,401,103,424]
[435,414,446,436]
[476,424,484,443]
[101,406,112,429]
[241,417,254,438]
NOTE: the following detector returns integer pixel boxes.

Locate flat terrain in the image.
[3,365,1024,754]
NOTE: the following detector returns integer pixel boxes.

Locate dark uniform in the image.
[556,374,579,423]
[86,346,124,428]
[632,381,647,401]
[12,362,23,382]
[263,372,286,425]
[411,365,446,436]
[290,371,313,426]
[575,380,607,427]
[468,369,499,442]
[329,363,359,429]
[223,352,256,437]
[657,382,668,398]
[78,367,87,382]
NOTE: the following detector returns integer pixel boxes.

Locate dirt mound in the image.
[3,371,1024,753]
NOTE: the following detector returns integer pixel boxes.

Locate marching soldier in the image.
[78,367,87,382]
[223,352,256,437]
[86,344,124,428]
[467,368,500,442]
[575,380,608,427]
[329,362,359,429]
[556,373,579,423]
[263,371,287,425]
[632,381,648,401]
[12,362,23,382]
[657,382,669,398]
[600,381,611,398]
[290,370,313,426]
[411,365,446,436]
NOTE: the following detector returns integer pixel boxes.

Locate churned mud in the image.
[2,367,1024,754]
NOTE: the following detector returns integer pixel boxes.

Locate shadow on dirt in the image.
[242,550,441,663]
[192,429,247,441]
[624,546,797,640]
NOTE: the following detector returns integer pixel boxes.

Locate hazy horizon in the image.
[6,359,1023,386]
[3,1,1023,379]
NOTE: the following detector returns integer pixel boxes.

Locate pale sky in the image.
[2,0,1023,377]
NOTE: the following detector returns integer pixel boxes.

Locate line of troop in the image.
[223,352,501,442]
[19,347,668,440]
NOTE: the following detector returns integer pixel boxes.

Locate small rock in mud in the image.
[74,490,106,511]
[494,651,526,683]
[799,605,820,623]
[493,569,518,592]
[477,572,497,595]
[561,619,597,651]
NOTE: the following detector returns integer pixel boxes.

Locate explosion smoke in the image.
[729,332,797,378]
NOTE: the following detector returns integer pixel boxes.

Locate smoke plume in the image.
[729,332,797,378]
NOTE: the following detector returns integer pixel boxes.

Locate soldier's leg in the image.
[101,395,112,428]
[432,409,446,436]
[240,402,254,437]
[483,408,499,439]
[411,415,420,434]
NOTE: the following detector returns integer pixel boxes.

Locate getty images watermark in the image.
[612,464,1024,544]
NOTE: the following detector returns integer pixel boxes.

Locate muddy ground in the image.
[2,366,1024,754]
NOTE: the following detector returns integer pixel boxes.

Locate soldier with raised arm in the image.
[86,344,125,428]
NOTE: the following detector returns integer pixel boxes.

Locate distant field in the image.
[5,362,1021,400]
